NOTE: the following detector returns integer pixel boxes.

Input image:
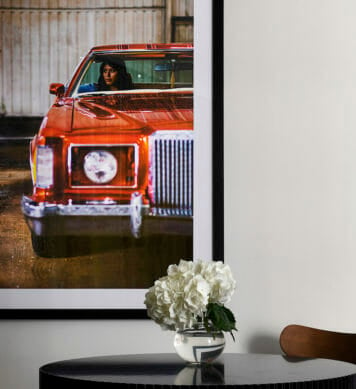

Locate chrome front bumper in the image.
[22,193,148,238]
[21,193,192,238]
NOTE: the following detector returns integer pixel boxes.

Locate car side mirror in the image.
[49,83,65,97]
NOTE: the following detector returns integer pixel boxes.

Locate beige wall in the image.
[0,0,193,116]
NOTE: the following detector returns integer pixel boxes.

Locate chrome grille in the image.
[149,131,193,216]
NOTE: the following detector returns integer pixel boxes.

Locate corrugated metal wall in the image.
[172,0,193,16]
[0,0,193,117]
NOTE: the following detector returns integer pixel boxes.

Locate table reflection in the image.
[174,363,225,385]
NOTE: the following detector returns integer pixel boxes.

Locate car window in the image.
[126,58,193,86]
[81,61,101,85]
[73,52,193,95]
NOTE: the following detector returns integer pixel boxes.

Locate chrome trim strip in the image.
[151,207,193,217]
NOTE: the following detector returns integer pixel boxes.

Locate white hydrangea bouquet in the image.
[144,259,237,339]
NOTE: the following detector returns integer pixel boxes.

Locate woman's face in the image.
[102,64,119,89]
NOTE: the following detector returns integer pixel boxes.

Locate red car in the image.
[22,44,193,257]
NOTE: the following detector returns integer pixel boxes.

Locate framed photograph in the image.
[0,0,223,319]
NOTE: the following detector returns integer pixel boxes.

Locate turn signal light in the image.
[35,146,54,188]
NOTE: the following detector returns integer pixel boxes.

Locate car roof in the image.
[90,43,193,53]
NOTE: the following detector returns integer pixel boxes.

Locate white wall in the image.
[2,0,356,388]
[225,0,356,349]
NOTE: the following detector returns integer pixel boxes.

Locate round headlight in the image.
[83,150,117,184]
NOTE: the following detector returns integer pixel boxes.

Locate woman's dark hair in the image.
[97,60,133,91]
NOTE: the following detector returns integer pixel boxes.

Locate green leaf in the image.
[205,303,237,341]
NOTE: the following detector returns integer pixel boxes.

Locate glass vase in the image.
[173,327,225,364]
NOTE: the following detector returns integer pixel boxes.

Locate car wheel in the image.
[31,234,67,258]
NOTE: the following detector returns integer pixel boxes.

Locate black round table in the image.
[39,353,356,388]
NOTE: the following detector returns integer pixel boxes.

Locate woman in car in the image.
[78,60,133,93]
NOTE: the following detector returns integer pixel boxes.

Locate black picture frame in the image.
[212,0,224,263]
[0,0,224,320]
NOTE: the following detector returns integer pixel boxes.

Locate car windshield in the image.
[72,51,193,96]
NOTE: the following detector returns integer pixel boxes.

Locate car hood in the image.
[72,92,193,132]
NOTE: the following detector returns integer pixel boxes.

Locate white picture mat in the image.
[0,0,213,310]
